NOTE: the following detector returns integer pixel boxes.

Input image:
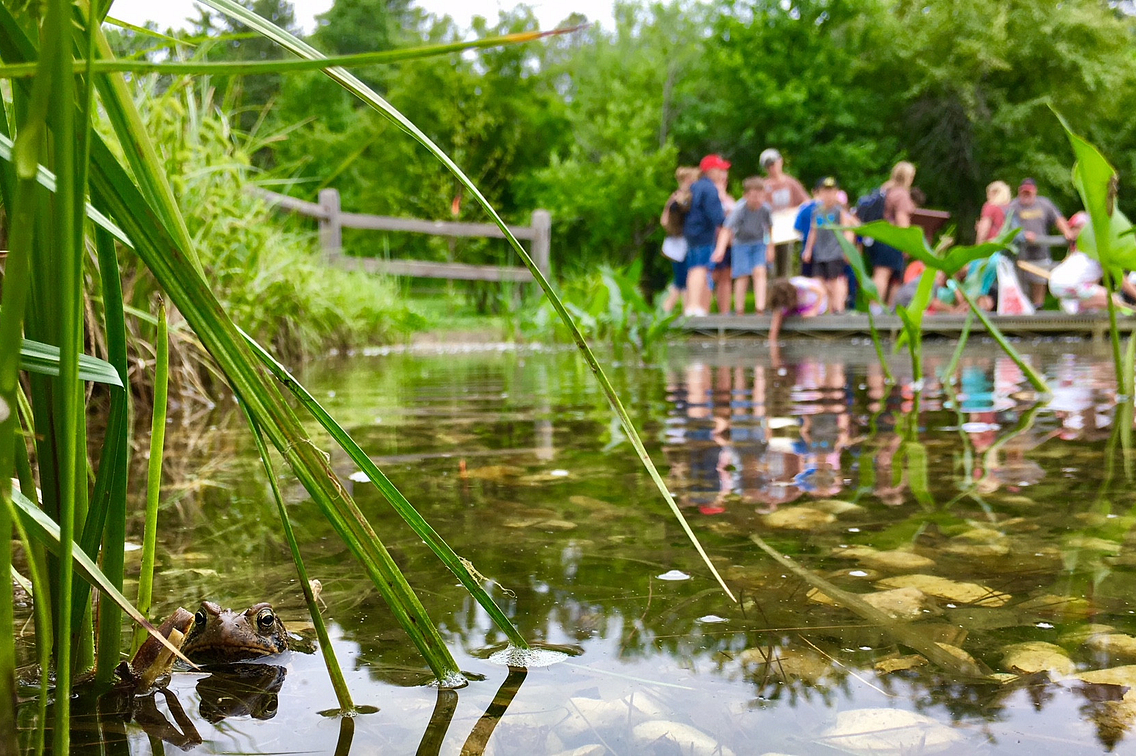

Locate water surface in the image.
[17,337,1136,755]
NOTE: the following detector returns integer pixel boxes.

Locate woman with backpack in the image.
[861,161,917,308]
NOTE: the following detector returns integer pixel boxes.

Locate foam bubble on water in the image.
[435,671,470,690]
[549,469,570,477]
[657,570,690,581]
[349,471,370,483]
[487,646,568,668]
[697,615,728,624]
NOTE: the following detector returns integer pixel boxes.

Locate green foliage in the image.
[524,3,698,272]
[684,0,898,198]
[527,262,676,355]
[134,78,421,362]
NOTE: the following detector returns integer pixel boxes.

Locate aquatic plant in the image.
[526,261,678,357]
[0,3,561,748]
[0,3,729,751]
[1054,111,1136,393]
[837,222,1050,393]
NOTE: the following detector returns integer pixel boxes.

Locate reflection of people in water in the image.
[789,359,851,498]
[796,411,851,497]
[1048,353,1113,442]
[672,363,734,514]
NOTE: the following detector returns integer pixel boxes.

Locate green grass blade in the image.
[93,227,131,684]
[244,407,355,712]
[0,22,46,746]
[749,533,986,677]
[242,330,528,648]
[0,28,576,79]
[0,131,132,248]
[133,301,168,653]
[942,310,975,383]
[10,489,194,667]
[49,0,81,734]
[17,338,123,387]
[201,0,736,602]
[86,129,462,682]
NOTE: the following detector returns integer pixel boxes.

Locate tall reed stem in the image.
[952,286,1050,393]
[246,410,355,712]
[134,302,168,651]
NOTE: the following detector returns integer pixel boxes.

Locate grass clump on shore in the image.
[126,79,421,370]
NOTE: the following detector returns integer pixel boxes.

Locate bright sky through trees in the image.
[109,0,616,33]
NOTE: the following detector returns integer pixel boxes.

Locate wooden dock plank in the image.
[674,312,1129,338]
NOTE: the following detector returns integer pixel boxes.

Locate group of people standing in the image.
[660,149,1124,330]
[661,149,809,318]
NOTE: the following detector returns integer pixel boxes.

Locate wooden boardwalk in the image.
[675,312,1136,341]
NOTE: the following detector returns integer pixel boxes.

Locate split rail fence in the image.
[253,187,551,282]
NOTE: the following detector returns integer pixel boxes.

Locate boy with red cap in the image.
[683,154,729,316]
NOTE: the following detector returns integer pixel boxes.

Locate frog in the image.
[180,601,289,665]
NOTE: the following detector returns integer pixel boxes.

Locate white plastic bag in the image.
[662,236,688,262]
[995,254,1035,316]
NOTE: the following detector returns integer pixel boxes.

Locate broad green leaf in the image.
[857,222,933,261]
[1054,110,1136,272]
[10,489,193,667]
[855,222,1017,276]
[19,338,123,387]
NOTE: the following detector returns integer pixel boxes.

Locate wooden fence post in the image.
[318,188,342,263]
[530,209,551,280]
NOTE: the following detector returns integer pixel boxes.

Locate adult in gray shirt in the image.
[1005,177,1076,307]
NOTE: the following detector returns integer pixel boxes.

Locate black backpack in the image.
[854,188,887,223]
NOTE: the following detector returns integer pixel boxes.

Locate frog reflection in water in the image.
[181,601,289,664]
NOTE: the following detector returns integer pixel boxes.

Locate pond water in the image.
[17,336,1136,754]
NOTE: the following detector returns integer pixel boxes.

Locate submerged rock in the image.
[835,545,935,572]
[807,586,926,620]
[762,506,836,530]
[632,720,736,756]
[549,746,605,756]
[1060,623,1116,647]
[1016,593,1091,618]
[1001,641,1076,676]
[820,708,963,755]
[876,574,1011,607]
[874,655,927,674]
[809,498,864,516]
[1087,634,1136,662]
[739,647,833,684]
[555,694,668,742]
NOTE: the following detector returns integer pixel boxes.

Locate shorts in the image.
[687,243,715,269]
[867,241,905,277]
[1018,244,1053,287]
[813,259,845,281]
[671,258,688,291]
[732,242,769,279]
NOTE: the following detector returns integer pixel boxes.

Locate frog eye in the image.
[256,609,276,630]
[194,609,206,626]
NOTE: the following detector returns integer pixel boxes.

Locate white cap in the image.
[759,148,782,168]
